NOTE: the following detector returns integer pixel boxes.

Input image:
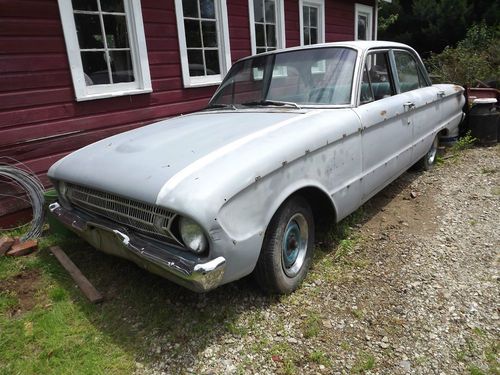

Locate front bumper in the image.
[48,202,226,292]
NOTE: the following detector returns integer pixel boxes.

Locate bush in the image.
[426,24,500,86]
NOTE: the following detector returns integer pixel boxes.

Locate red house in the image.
[0,0,381,225]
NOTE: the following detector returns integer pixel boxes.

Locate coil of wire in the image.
[0,159,45,241]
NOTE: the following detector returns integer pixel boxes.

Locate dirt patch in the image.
[0,269,42,317]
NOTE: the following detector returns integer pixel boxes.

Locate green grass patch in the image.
[309,350,331,367]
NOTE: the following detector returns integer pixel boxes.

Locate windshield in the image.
[210,47,357,107]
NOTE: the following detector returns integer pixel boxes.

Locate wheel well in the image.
[293,187,337,230]
[439,128,449,137]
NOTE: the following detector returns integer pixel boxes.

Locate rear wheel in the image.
[417,135,439,171]
[254,196,315,294]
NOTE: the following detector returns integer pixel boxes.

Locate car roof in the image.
[236,40,412,62]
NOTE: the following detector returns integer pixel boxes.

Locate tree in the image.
[379,0,500,56]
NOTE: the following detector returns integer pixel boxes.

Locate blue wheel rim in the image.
[281,213,308,277]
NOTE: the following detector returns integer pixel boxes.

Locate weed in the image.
[309,350,331,367]
[351,308,365,320]
[340,341,351,351]
[451,132,477,153]
[303,312,321,338]
[468,365,486,375]
[481,167,498,175]
[352,352,375,373]
[283,358,297,375]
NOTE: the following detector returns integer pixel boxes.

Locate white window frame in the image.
[299,0,325,46]
[58,0,152,102]
[174,0,232,88]
[248,0,286,55]
[354,3,374,41]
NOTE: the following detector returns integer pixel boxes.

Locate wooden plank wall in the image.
[0,0,373,224]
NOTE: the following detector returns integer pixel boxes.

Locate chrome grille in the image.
[66,184,178,243]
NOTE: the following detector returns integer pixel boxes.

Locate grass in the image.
[309,350,331,367]
[0,228,284,374]
[351,352,375,373]
[302,312,322,339]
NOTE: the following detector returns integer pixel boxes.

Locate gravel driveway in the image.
[141,145,499,375]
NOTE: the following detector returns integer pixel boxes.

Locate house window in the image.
[175,0,232,88]
[58,0,152,101]
[355,3,373,41]
[299,0,324,45]
[249,0,285,55]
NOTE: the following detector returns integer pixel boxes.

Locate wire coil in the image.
[0,158,45,240]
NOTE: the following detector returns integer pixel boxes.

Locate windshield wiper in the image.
[241,100,301,109]
[205,103,237,110]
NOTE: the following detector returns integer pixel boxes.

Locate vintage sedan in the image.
[48,41,465,294]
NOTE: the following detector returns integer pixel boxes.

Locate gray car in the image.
[48,41,465,293]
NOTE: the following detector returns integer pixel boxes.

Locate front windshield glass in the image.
[210,47,357,107]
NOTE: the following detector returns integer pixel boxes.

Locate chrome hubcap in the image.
[282,213,308,277]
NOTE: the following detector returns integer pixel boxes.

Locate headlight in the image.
[179,217,208,254]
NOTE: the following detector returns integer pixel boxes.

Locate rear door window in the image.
[394,51,427,93]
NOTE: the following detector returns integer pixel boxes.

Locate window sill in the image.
[75,88,153,102]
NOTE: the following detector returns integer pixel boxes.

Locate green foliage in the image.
[451,131,477,153]
[352,352,376,373]
[426,24,499,85]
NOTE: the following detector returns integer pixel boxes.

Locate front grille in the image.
[66,184,180,244]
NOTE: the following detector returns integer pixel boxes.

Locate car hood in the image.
[49,110,306,204]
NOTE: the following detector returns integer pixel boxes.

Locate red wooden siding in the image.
[0,0,373,223]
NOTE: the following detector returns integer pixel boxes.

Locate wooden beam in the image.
[49,246,104,304]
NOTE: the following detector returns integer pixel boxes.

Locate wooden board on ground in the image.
[49,246,104,304]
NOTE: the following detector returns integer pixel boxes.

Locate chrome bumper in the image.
[48,202,226,292]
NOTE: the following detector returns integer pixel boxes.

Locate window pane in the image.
[200,0,215,19]
[265,0,276,23]
[183,0,199,17]
[205,50,220,75]
[310,7,318,27]
[310,27,317,44]
[256,23,265,47]
[266,24,276,47]
[303,27,310,45]
[188,50,204,76]
[367,52,394,99]
[358,15,367,40]
[109,50,134,82]
[103,15,129,48]
[303,6,310,27]
[100,0,125,12]
[74,14,104,49]
[254,0,264,22]
[256,47,266,54]
[394,51,420,92]
[72,0,98,11]
[185,20,202,47]
[81,51,109,85]
[202,21,217,47]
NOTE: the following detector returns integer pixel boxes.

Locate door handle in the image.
[403,102,416,110]
[437,90,445,98]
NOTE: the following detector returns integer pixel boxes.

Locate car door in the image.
[352,50,414,202]
[391,49,442,161]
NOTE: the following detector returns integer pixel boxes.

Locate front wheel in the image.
[254,196,315,294]
[417,135,439,171]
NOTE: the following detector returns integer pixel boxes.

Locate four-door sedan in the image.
[48,41,465,294]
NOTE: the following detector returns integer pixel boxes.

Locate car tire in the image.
[417,135,439,171]
[254,195,315,294]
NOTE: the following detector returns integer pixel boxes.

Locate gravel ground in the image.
[139,145,499,375]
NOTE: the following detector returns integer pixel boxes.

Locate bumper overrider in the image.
[48,202,226,292]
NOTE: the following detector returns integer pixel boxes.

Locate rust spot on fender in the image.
[453,85,462,92]
[380,110,387,116]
